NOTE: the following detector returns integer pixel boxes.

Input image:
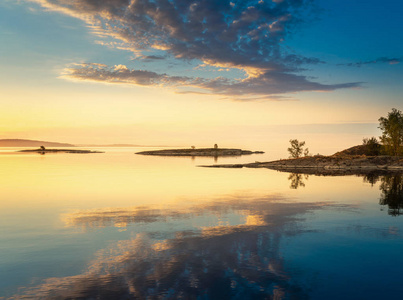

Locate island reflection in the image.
[17,195,348,299]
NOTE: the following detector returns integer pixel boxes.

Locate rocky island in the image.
[203,155,403,173]
[18,148,104,154]
[136,148,264,157]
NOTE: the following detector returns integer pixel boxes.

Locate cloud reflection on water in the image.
[14,195,347,299]
[63,194,334,230]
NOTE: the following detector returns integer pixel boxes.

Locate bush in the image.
[362,137,381,156]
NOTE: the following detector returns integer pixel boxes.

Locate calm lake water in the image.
[1,148,402,299]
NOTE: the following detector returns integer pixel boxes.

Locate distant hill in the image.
[79,144,142,147]
[78,144,172,147]
[0,139,75,147]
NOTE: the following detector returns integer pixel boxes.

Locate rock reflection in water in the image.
[16,196,343,299]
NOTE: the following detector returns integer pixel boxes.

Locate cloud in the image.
[141,55,166,60]
[61,63,194,86]
[63,62,361,96]
[340,57,401,67]
[29,0,360,98]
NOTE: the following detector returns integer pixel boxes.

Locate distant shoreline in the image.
[0,139,174,148]
[0,139,74,148]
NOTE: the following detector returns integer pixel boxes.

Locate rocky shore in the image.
[202,155,403,173]
[18,148,104,154]
[136,148,264,157]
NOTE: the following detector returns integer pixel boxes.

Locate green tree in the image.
[287,139,307,158]
[378,108,403,156]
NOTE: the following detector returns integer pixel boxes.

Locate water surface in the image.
[0,148,402,299]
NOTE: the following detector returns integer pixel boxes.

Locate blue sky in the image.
[1,0,401,97]
[0,0,402,150]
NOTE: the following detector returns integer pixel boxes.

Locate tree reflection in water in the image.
[287,173,309,189]
[286,171,403,216]
[363,173,403,216]
[379,174,403,216]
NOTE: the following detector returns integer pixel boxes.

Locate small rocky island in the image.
[136,147,264,157]
[18,147,104,154]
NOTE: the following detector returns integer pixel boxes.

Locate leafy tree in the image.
[287,139,308,158]
[378,108,403,156]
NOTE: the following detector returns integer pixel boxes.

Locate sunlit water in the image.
[0,148,402,299]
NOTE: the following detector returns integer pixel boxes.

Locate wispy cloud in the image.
[29,0,360,99]
[340,57,401,67]
[62,63,361,96]
[141,55,166,60]
[61,63,194,86]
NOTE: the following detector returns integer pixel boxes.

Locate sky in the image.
[0,0,402,153]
